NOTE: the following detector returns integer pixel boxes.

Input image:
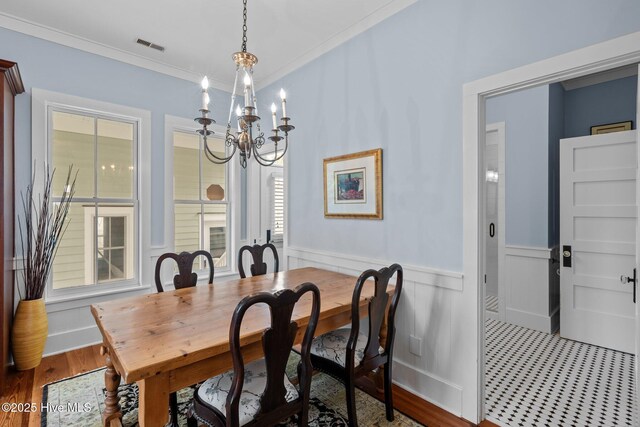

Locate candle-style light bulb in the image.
[243,73,251,107]
[280,89,287,118]
[271,103,277,129]
[201,76,210,111]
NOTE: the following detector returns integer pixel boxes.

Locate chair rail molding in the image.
[286,246,463,291]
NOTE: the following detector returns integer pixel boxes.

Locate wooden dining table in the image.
[90,267,394,427]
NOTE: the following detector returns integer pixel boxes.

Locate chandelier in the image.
[195,0,294,168]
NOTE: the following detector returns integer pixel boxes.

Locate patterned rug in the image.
[42,355,423,427]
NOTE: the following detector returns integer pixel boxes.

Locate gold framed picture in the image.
[590,120,633,135]
[323,148,382,219]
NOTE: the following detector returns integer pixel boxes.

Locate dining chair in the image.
[308,264,403,427]
[154,250,214,426]
[154,250,215,292]
[237,243,279,279]
[188,282,321,427]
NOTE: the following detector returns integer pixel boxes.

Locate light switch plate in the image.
[409,335,422,356]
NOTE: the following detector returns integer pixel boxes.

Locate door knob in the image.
[620,275,635,284]
[620,268,637,303]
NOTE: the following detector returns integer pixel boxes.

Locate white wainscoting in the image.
[504,245,560,334]
[286,246,465,416]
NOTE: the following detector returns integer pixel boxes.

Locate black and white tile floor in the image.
[485,318,637,426]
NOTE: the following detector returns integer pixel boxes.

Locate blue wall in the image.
[486,86,550,248]
[564,75,637,138]
[0,27,230,247]
[258,0,640,271]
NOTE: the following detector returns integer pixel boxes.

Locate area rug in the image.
[42,358,424,427]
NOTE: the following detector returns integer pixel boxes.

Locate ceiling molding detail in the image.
[0,12,228,90]
[255,0,416,90]
[0,0,416,93]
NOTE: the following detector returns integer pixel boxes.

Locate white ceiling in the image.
[0,0,415,89]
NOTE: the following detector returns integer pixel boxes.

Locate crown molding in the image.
[0,12,229,91]
[0,0,416,92]
[254,0,417,90]
[0,58,25,95]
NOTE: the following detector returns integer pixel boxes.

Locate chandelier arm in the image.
[203,137,237,163]
[203,148,233,165]
[252,137,288,164]
[251,145,277,167]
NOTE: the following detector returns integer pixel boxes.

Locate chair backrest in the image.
[227,283,320,427]
[237,243,280,279]
[348,264,403,372]
[154,250,214,292]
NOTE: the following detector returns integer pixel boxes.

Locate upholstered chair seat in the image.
[310,328,383,368]
[196,358,299,426]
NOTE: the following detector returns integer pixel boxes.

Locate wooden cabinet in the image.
[0,60,24,394]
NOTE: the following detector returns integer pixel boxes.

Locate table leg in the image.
[138,373,170,427]
[101,346,122,427]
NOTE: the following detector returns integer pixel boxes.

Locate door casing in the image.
[463,32,640,423]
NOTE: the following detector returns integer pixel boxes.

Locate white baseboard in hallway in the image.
[485,318,636,426]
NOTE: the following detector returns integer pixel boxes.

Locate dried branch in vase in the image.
[18,164,77,301]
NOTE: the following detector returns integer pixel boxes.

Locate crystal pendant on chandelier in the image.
[194,0,294,168]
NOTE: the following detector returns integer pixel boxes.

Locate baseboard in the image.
[485,310,500,321]
[43,325,102,357]
[506,308,555,333]
[286,246,463,291]
[392,358,463,417]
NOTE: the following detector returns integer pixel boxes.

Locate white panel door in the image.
[560,130,637,353]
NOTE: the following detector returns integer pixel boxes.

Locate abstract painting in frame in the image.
[323,148,382,219]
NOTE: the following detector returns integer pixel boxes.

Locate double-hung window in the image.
[31,88,150,302]
[173,130,230,271]
[50,109,138,291]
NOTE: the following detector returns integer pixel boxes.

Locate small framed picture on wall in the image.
[323,148,382,219]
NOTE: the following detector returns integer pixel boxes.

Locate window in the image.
[271,173,284,242]
[83,206,135,284]
[48,109,138,291]
[173,130,230,271]
[32,89,151,302]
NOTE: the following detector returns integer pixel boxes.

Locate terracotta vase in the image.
[11,298,48,371]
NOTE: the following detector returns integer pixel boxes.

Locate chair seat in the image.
[197,358,299,426]
[311,327,381,368]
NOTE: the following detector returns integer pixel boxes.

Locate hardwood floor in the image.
[0,344,499,427]
[0,344,102,427]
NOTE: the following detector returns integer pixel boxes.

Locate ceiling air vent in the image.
[136,38,165,52]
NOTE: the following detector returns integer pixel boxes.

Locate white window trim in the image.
[267,171,284,243]
[83,206,135,284]
[31,88,152,304]
[164,115,239,283]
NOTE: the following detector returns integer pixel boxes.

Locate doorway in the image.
[479,66,639,425]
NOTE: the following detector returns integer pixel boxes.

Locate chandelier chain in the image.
[241,0,248,52]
